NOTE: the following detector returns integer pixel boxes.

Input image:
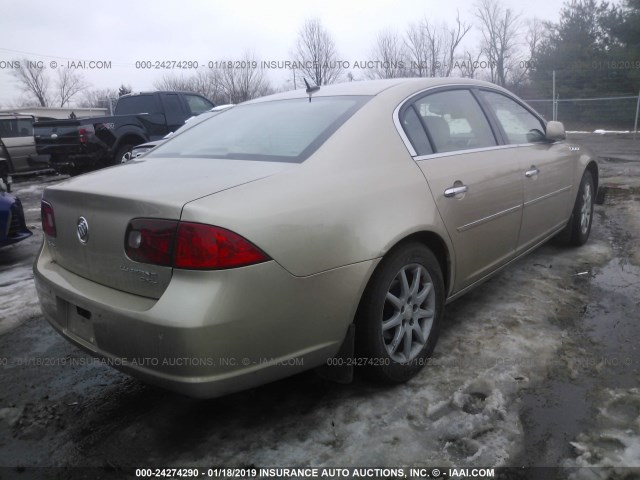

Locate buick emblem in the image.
[77,217,89,244]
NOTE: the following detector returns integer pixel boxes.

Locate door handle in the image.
[444,185,468,197]
[525,167,540,178]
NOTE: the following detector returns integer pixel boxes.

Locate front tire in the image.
[567,170,595,246]
[115,144,135,165]
[355,243,444,383]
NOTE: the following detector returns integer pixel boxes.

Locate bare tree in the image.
[424,21,445,76]
[366,30,409,79]
[153,74,194,92]
[405,14,471,77]
[500,17,548,88]
[443,14,472,76]
[78,88,118,109]
[218,51,272,103]
[10,58,50,106]
[154,71,227,104]
[293,17,343,85]
[56,67,88,107]
[189,70,225,104]
[458,50,484,78]
[475,0,522,86]
[405,22,430,77]
[525,17,547,66]
[118,84,132,97]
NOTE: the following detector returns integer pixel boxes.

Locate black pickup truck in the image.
[34,91,214,174]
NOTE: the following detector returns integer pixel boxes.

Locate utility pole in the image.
[552,70,556,121]
[634,89,639,139]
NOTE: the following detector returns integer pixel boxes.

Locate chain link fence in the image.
[524,95,640,132]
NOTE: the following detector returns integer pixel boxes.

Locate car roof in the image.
[244,77,507,104]
[0,113,34,119]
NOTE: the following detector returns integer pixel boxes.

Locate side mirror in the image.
[545,121,566,141]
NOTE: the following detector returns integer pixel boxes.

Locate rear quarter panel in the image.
[180,95,452,279]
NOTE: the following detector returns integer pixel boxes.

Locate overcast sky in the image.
[0,0,568,107]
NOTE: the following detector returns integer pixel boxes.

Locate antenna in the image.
[304,78,320,103]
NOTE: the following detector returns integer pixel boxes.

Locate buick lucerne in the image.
[34,78,598,398]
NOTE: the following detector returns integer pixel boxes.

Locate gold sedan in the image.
[34,78,598,398]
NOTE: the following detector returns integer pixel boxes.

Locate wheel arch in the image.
[585,160,599,193]
[114,134,146,156]
[354,229,453,322]
[392,231,451,295]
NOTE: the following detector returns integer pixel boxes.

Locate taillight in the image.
[175,223,269,269]
[41,200,57,237]
[124,219,269,270]
[125,219,178,266]
[78,125,94,144]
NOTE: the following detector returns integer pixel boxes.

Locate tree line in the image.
[6,0,639,109]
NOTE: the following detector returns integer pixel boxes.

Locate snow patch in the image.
[564,388,640,474]
[592,129,633,135]
[0,263,40,335]
[174,241,610,468]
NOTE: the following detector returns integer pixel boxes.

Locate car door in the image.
[0,117,36,172]
[116,94,167,140]
[476,90,575,252]
[160,93,189,133]
[398,88,524,292]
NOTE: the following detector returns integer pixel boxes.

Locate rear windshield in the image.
[115,95,161,115]
[148,96,370,163]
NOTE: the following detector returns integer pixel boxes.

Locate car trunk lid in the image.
[43,157,294,298]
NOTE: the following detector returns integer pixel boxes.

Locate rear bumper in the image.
[48,154,107,174]
[0,197,32,247]
[1,230,32,247]
[33,243,376,398]
[38,145,109,173]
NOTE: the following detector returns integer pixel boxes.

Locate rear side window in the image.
[399,107,433,156]
[149,96,371,163]
[115,95,161,115]
[408,89,497,153]
[478,90,546,144]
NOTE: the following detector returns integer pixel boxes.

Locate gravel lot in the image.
[1,133,639,479]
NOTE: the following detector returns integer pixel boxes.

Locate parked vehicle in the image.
[0,113,51,178]
[33,91,214,175]
[125,104,234,162]
[34,78,599,398]
[0,174,32,248]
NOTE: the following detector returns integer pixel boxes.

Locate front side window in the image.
[16,119,33,136]
[0,118,33,138]
[479,90,546,144]
[163,94,184,115]
[149,96,370,163]
[184,94,214,115]
[0,119,13,138]
[411,89,497,153]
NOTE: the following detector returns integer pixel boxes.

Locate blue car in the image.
[0,175,32,247]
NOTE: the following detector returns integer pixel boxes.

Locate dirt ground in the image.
[1,133,639,479]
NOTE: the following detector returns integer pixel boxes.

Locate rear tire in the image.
[355,243,444,383]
